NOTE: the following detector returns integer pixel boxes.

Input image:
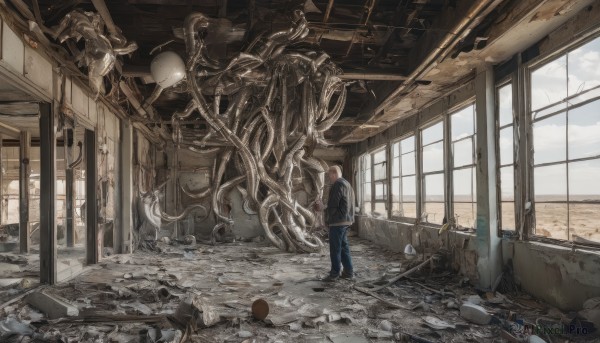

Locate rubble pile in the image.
[0,237,597,342]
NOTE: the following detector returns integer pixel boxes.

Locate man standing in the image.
[323,165,355,282]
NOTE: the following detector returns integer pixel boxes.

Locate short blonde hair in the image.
[328,165,342,177]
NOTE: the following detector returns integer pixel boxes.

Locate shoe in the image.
[340,271,355,280]
[322,274,339,282]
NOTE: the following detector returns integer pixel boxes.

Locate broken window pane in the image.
[534,164,567,202]
[402,152,415,175]
[535,203,568,240]
[498,83,513,127]
[451,105,475,140]
[453,139,473,167]
[422,121,443,145]
[533,113,566,165]
[531,55,567,110]
[499,127,514,166]
[568,101,600,160]
[568,36,600,97]
[423,141,444,173]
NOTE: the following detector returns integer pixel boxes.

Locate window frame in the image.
[495,78,517,233]
[420,119,446,225]
[449,103,477,229]
[525,34,600,244]
[390,134,417,221]
[358,145,388,218]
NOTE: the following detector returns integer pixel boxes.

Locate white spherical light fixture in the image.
[151,51,185,88]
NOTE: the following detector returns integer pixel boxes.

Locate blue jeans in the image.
[328,225,353,277]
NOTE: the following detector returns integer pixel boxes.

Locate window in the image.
[497,83,515,231]
[391,135,417,218]
[359,148,388,218]
[530,36,600,243]
[421,121,445,224]
[451,105,476,229]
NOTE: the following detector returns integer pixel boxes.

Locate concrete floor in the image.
[0,236,594,342]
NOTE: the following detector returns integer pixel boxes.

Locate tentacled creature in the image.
[49,9,138,97]
[169,10,347,253]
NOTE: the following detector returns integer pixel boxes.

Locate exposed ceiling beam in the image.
[122,63,407,81]
[0,102,40,115]
[323,0,334,23]
[91,0,120,37]
[338,72,406,81]
[0,120,22,139]
[339,0,506,143]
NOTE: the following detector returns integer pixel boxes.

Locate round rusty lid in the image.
[251,298,269,320]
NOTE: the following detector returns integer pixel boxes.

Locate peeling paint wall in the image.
[503,240,600,311]
[357,216,479,282]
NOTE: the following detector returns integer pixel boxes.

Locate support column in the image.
[65,129,75,247]
[475,66,502,290]
[515,56,533,239]
[119,120,133,253]
[19,131,31,254]
[39,103,57,284]
[85,129,98,264]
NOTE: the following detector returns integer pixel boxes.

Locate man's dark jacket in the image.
[326,177,355,226]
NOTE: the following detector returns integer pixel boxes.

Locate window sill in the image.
[527,235,600,253]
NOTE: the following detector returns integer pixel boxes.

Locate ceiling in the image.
[5,0,588,144]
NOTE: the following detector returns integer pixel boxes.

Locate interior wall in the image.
[358,217,479,281]
[503,241,600,311]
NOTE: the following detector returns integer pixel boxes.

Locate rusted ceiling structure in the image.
[4,0,589,144]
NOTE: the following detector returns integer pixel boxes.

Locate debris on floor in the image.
[0,237,597,342]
